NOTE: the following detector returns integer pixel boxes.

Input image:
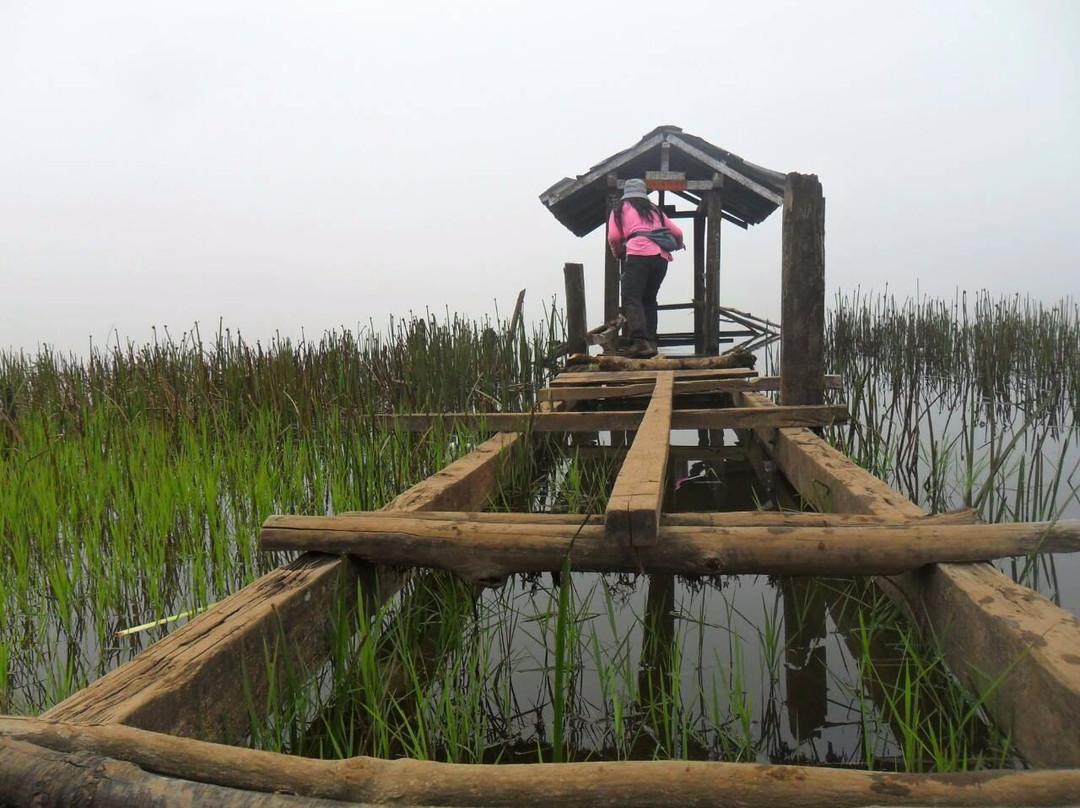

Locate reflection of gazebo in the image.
[539,125,787,355]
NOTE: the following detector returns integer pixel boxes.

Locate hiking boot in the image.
[622,338,657,359]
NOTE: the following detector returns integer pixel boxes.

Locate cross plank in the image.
[539,375,842,402]
[551,368,757,385]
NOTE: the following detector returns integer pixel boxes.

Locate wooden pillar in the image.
[780,173,825,406]
[703,187,722,355]
[692,205,706,355]
[563,263,587,355]
[604,179,620,325]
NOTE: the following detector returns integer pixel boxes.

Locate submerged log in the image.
[260,514,1080,583]
[566,350,756,371]
[2,717,1079,808]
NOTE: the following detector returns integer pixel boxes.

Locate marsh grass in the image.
[0,309,554,715]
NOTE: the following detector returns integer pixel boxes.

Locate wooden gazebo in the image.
[540,125,796,355]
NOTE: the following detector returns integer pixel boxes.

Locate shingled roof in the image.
[539,125,787,237]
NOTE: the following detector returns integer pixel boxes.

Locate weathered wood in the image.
[539,375,842,402]
[604,184,620,323]
[551,367,757,385]
[5,717,1080,808]
[376,405,849,433]
[563,262,587,355]
[43,432,523,742]
[704,187,722,355]
[667,133,785,206]
[566,352,756,371]
[320,509,981,528]
[737,391,1080,768]
[260,513,1080,582]
[780,173,826,406]
[693,204,706,353]
[0,736,352,808]
[605,372,673,544]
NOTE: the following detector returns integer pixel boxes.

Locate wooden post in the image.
[704,187,723,355]
[693,205,706,355]
[780,173,826,406]
[563,263,587,355]
[604,179,620,324]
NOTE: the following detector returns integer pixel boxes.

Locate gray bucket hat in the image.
[621,178,649,200]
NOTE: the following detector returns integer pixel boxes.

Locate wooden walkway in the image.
[4,361,1078,806]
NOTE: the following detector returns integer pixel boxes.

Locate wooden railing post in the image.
[563,262,587,355]
[604,178,620,324]
[780,173,825,406]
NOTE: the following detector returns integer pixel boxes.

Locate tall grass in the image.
[0,309,556,715]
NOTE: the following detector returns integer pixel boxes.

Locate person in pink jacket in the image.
[607,178,684,358]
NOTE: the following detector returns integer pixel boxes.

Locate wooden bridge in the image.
[3,130,1079,807]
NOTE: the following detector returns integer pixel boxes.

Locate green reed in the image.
[0,307,556,716]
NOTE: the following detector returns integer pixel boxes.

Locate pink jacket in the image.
[607,202,684,262]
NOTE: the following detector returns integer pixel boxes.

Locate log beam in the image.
[551,367,756,385]
[259,513,1080,583]
[540,375,842,402]
[43,432,523,742]
[376,405,849,433]
[605,372,673,544]
[3,716,1080,808]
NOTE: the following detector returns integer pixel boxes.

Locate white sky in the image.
[1,1,1077,353]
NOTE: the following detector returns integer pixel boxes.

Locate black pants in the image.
[621,254,668,340]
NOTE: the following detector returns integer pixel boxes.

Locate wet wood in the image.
[780,173,826,406]
[377,405,849,433]
[567,351,755,371]
[605,372,673,544]
[4,717,1080,808]
[704,188,722,354]
[540,375,841,402]
[551,367,757,385]
[737,390,1080,768]
[563,262,587,355]
[43,432,523,742]
[260,513,1080,582]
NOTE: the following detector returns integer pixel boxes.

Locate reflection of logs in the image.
[638,575,676,713]
[780,578,827,742]
[4,717,1080,808]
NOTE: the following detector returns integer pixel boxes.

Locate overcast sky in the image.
[1,1,1077,353]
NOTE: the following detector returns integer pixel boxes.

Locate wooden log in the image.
[539,375,842,402]
[693,204,706,354]
[376,405,849,434]
[605,372,673,544]
[43,432,523,742]
[0,736,349,808]
[780,173,826,406]
[568,351,756,371]
[260,514,1080,582]
[320,509,980,528]
[737,390,1080,768]
[551,367,757,385]
[4,716,1080,808]
[563,262,587,356]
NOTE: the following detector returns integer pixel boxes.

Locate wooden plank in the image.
[260,514,1080,581]
[780,173,826,406]
[563,262,587,355]
[667,134,785,206]
[376,405,849,433]
[5,717,1080,808]
[568,354,755,372]
[539,375,842,402]
[605,372,674,544]
[540,133,664,209]
[737,391,1080,768]
[551,367,757,385]
[43,432,523,742]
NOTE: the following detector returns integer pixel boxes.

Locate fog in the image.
[1,1,1077,352]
